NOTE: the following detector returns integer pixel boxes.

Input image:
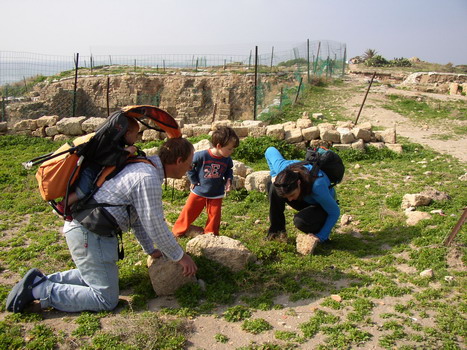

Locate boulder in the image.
[185,234,256,272]
[56,116,86,135]
[296,233,320,255]
[147,256,197,296]
[81,117,106,133]
[245,171,271,192]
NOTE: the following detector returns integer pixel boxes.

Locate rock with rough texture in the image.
[147,256,197,296]
[244,171,271,192]
[405,210,432,226]
[296,233,320,255]
[186,234,256,272]
[401,194,432,209]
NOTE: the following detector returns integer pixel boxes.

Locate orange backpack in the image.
[28,105,181,214]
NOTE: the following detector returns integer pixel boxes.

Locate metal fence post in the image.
[253,46,258,120]
[307,39,310,83]
[72,53,79,117]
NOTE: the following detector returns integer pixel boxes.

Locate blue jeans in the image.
[39,222,120,312]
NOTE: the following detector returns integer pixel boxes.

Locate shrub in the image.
[389,58,412,67]
[365,55,389,67]
[234,136,304,163]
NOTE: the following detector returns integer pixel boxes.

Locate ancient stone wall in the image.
[5,73,294,124]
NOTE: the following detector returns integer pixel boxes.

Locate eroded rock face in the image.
[185,234,256,272]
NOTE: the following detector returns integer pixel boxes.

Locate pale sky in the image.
[2,0,466,65]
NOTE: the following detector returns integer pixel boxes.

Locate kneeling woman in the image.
[265,146,340,242]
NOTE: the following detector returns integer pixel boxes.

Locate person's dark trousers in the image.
[267,181,327,234]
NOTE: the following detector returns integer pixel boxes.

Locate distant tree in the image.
[362,49,378,61]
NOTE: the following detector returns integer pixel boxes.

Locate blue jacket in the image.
[188,149,233,199]
[265,147,340,241]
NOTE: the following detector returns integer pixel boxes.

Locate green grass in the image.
[0,101,466,349]
[382,95,467,126]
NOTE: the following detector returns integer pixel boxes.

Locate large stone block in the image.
[266,124,285,140]
[56,117,86,136]
[147,256,197,296]
[245,171,271,192]
[185,234,256,272]
[302,126,320,141]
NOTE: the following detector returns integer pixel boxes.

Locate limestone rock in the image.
[244,171,271,192]
[405,210,432,226]
[147,256,197,296]
[296,233,320,255]
[56,117,86,136]
[401,194,432,209]
[185,234,256,272]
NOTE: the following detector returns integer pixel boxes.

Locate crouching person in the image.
[265,146,340,243]
[6,138,197,313]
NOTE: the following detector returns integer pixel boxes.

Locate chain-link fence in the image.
[0,40,346,123]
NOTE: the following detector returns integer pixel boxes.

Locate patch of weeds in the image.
[242,292,275,310]
[223,305,252,322]
[274,330,303,342]
[299,309,340,338]
[159,307,199,318]
[321,322,372,349]
[72,312,102,337]
[6,312,43,323]
[236,342,286,350]
[0,320,24,349]
[105,312,188,350]
[214,333,229,343]
[84,333,134,350]
[394,300,416,315]
[347,298,374,322]
[409,247,448,271]
[25,324,58,350]
[175,282,202,308]
[435,307,466,336]
[320,297,343,310]
[289,288,317,302]
[242,318,273,334]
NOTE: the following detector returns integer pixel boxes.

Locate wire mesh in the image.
[0,40,346,123]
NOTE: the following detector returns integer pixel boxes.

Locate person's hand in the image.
[178,253,197,277]
[126,145,137,155]
[150,249,162,259]
[190,183,198,190]
[225,178,232,193]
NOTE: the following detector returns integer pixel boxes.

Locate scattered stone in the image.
[340,214,352,225]
[186,234,256,272]
[147,256,197,296]
[331,295,342,302]
[405,211,432,226]
[296,233,320,255]
[444,276,454,283]
[401,194,432,209]
[419,269,434,278]
[354,164,361,169]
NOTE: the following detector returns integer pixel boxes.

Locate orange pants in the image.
[173,192,223,236]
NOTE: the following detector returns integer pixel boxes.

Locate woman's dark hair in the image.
[274,163,313,200]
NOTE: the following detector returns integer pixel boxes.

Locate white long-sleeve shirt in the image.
[70,155,184,261]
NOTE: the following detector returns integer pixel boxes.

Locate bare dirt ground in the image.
[340,75,467,163]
